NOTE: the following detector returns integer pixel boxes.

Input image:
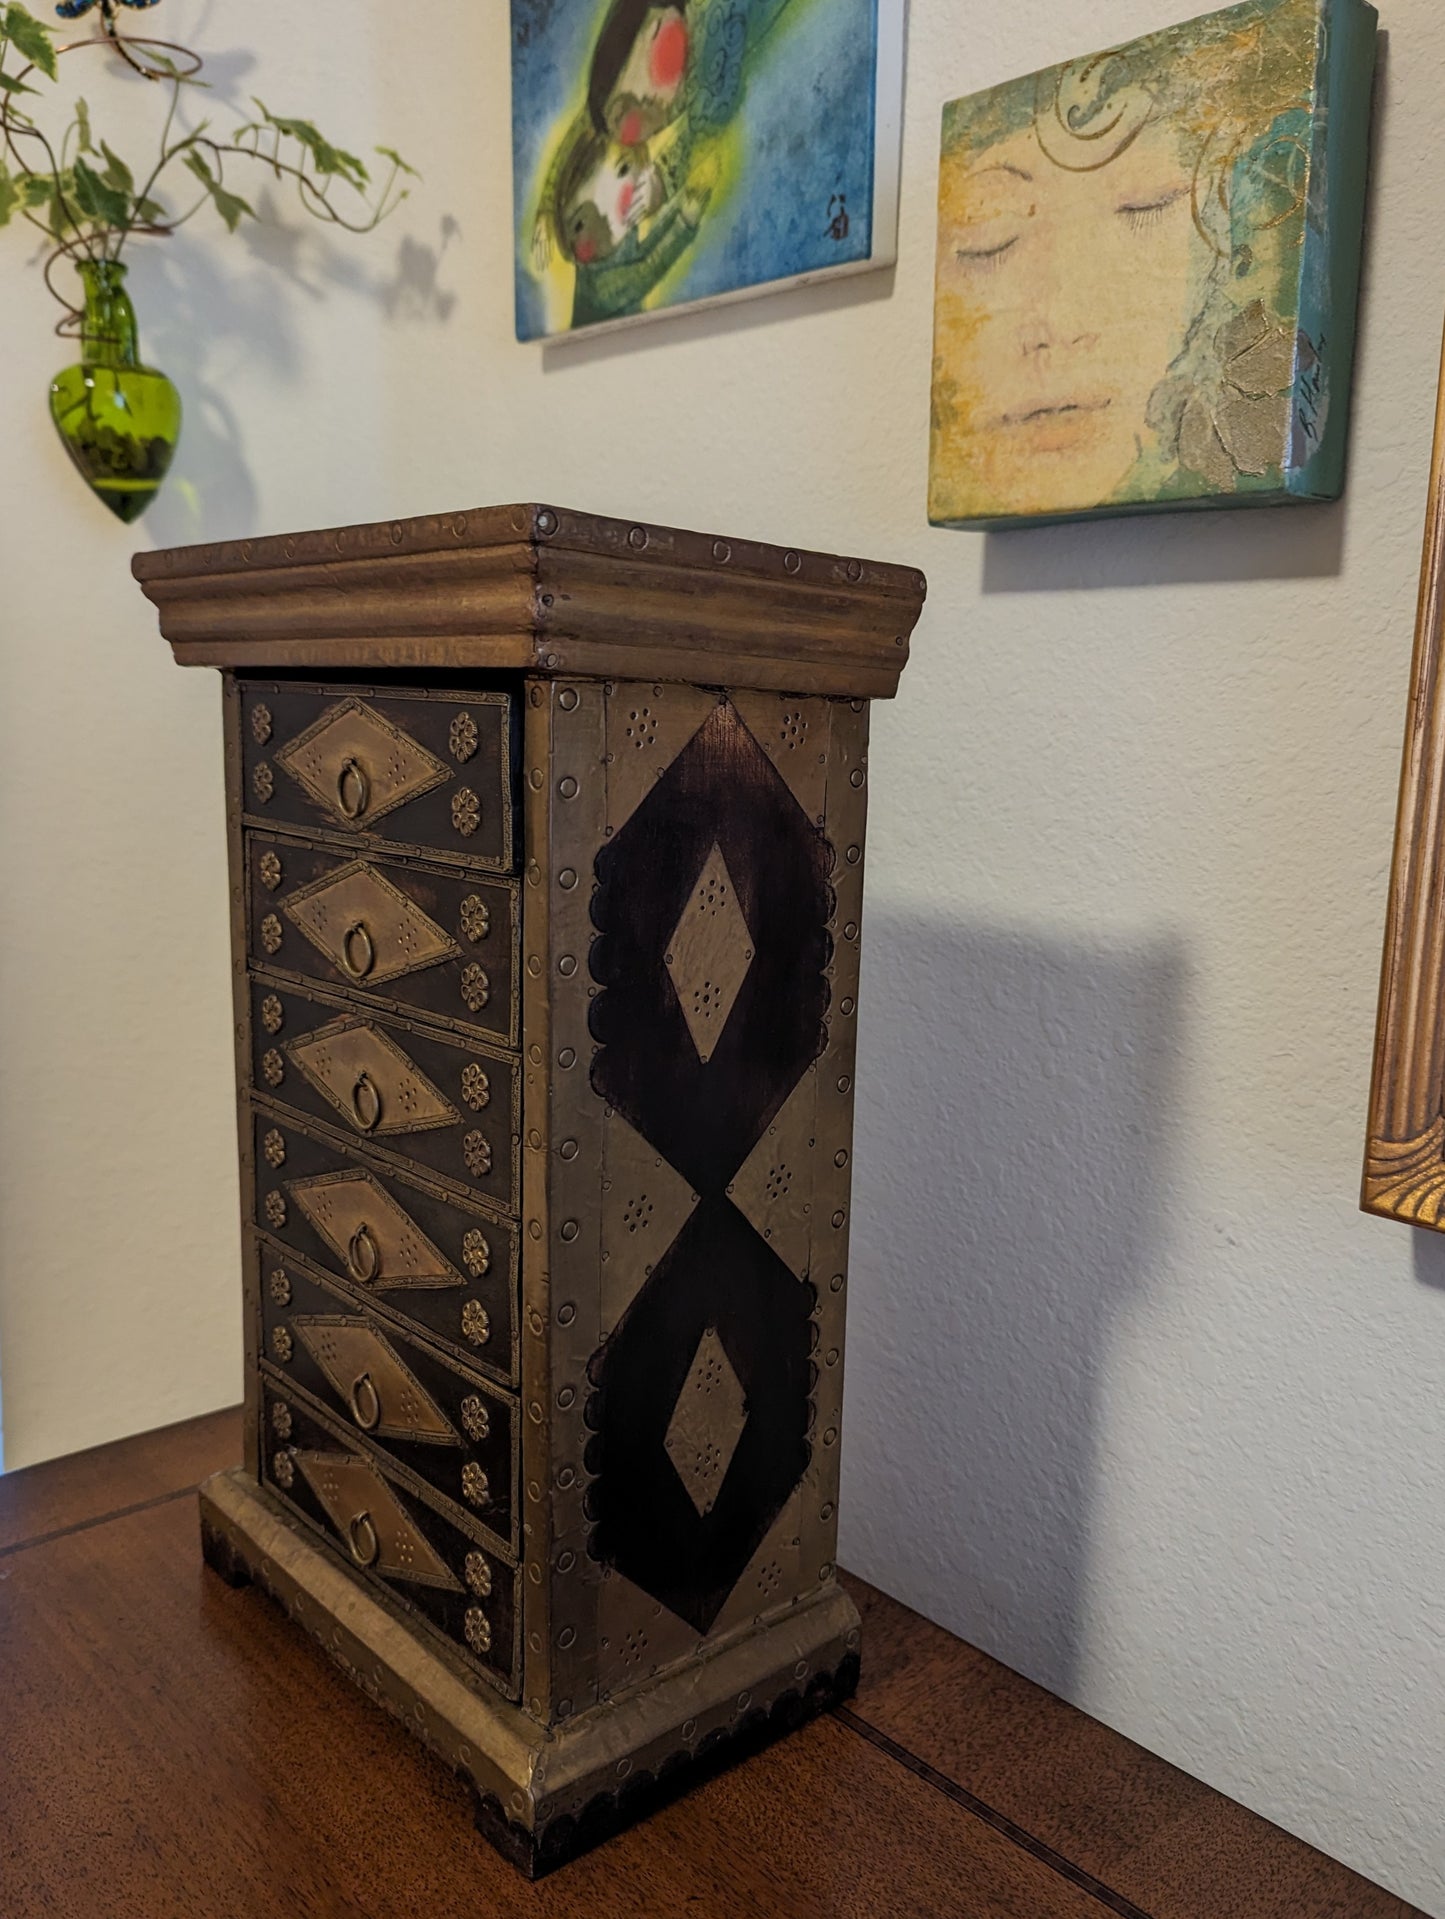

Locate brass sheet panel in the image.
[600,1108,698,1338]
[726,1063,819,1281]
[286,1015,458,1139]
[731,691,832,826]
[292,1450,464,1590]
[662,1327,749,1518]
[663,842,755,1064]
[282,860,461,987]
[603,685,718,835]
[288,1169,462,1290]
[275,696,450,828]
[293,1316,460,1445]
[709,1485,805,1640]
[595,1566,701,1700]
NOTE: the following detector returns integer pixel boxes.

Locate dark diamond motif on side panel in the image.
[586,1202,814,1634]
[589,700,833,1191]
[586,699,832,1631]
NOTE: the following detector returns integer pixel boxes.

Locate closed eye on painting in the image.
[954,237,1018,270]
[1116,187,1189,231]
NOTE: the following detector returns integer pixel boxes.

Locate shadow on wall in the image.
[840,913,1185,1699]
[980,497,1346,594]
[1411,1233,1445,1293]
[127,202,459,549]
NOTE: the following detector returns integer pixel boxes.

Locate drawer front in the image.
[261,1249,517,1554]
[248,834,518,1050]
[249,978,519,1213]
[241,682,515,871]
[252,1113,518,1385]
[261,1380,518,1697]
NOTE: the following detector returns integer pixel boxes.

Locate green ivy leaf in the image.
[182,149,254,233]
[74,96,93,153]
[26,170,77,237]
[0,70,35,96]
[135,193,167,226]
[0,159,18,228]
[72,154,130,228]
[4,3,57,82]
[99,140,133,193]
[374,146,419,179]
[252,98,369,188]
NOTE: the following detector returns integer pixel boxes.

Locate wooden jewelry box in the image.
[134,503,925,1874]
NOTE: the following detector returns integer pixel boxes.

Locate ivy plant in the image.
[0,1,416,321]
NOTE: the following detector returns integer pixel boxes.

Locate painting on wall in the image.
[928,0,1377,531]
[511,0,904,342]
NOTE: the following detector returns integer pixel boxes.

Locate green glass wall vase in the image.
[49,261,181,523]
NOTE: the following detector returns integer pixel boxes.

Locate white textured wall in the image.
[1,1,1441,1909]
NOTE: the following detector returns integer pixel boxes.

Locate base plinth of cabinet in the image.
[199,1467,862,1876]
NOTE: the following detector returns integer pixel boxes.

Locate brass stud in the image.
[461,1229,491,1278]
[464,1550,492,1596]
[558,686,579,711]
[464,1607,493,1654]
[461,1300,491,1346]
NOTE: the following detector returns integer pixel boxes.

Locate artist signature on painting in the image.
[826,193,849,241]
[1294,330,1327,455]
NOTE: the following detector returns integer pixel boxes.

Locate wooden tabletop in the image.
[0,1409,1421,1918]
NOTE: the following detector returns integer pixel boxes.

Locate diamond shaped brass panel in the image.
[293,1316,459,1444]
[288,1170,461,1290]
[274,697,450,827]
[726,1065,818,1280]
[286,1017,458,1139]
[282,861,461,987]
[663,1327,748,1518]
[601,1109,699,1337]
[291,1451,462,1589]
[663,844,754,1065]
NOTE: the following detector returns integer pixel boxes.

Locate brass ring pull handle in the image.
[337,756,370,821]
[349,1371,381,1432]
[347,1223,380,1284]
[347,1510,379,1568]
[341,920,375,981]
[351,1070,382,1133]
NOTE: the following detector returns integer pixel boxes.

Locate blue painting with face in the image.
[511,0,882,339]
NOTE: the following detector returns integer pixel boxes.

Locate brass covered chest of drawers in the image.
[135,503,924,1874]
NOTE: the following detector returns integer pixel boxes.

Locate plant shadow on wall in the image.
[842,915,1184,1696]
[135,195,460,547]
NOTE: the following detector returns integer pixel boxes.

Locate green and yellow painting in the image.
[512,0,902,341]
[928,0,1377,530]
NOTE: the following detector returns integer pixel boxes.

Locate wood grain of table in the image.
[0,1409,1424,1919]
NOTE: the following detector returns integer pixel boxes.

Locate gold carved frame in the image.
[1365,321,1445,1226]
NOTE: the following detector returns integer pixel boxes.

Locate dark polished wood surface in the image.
[0,1410,1422,1918]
